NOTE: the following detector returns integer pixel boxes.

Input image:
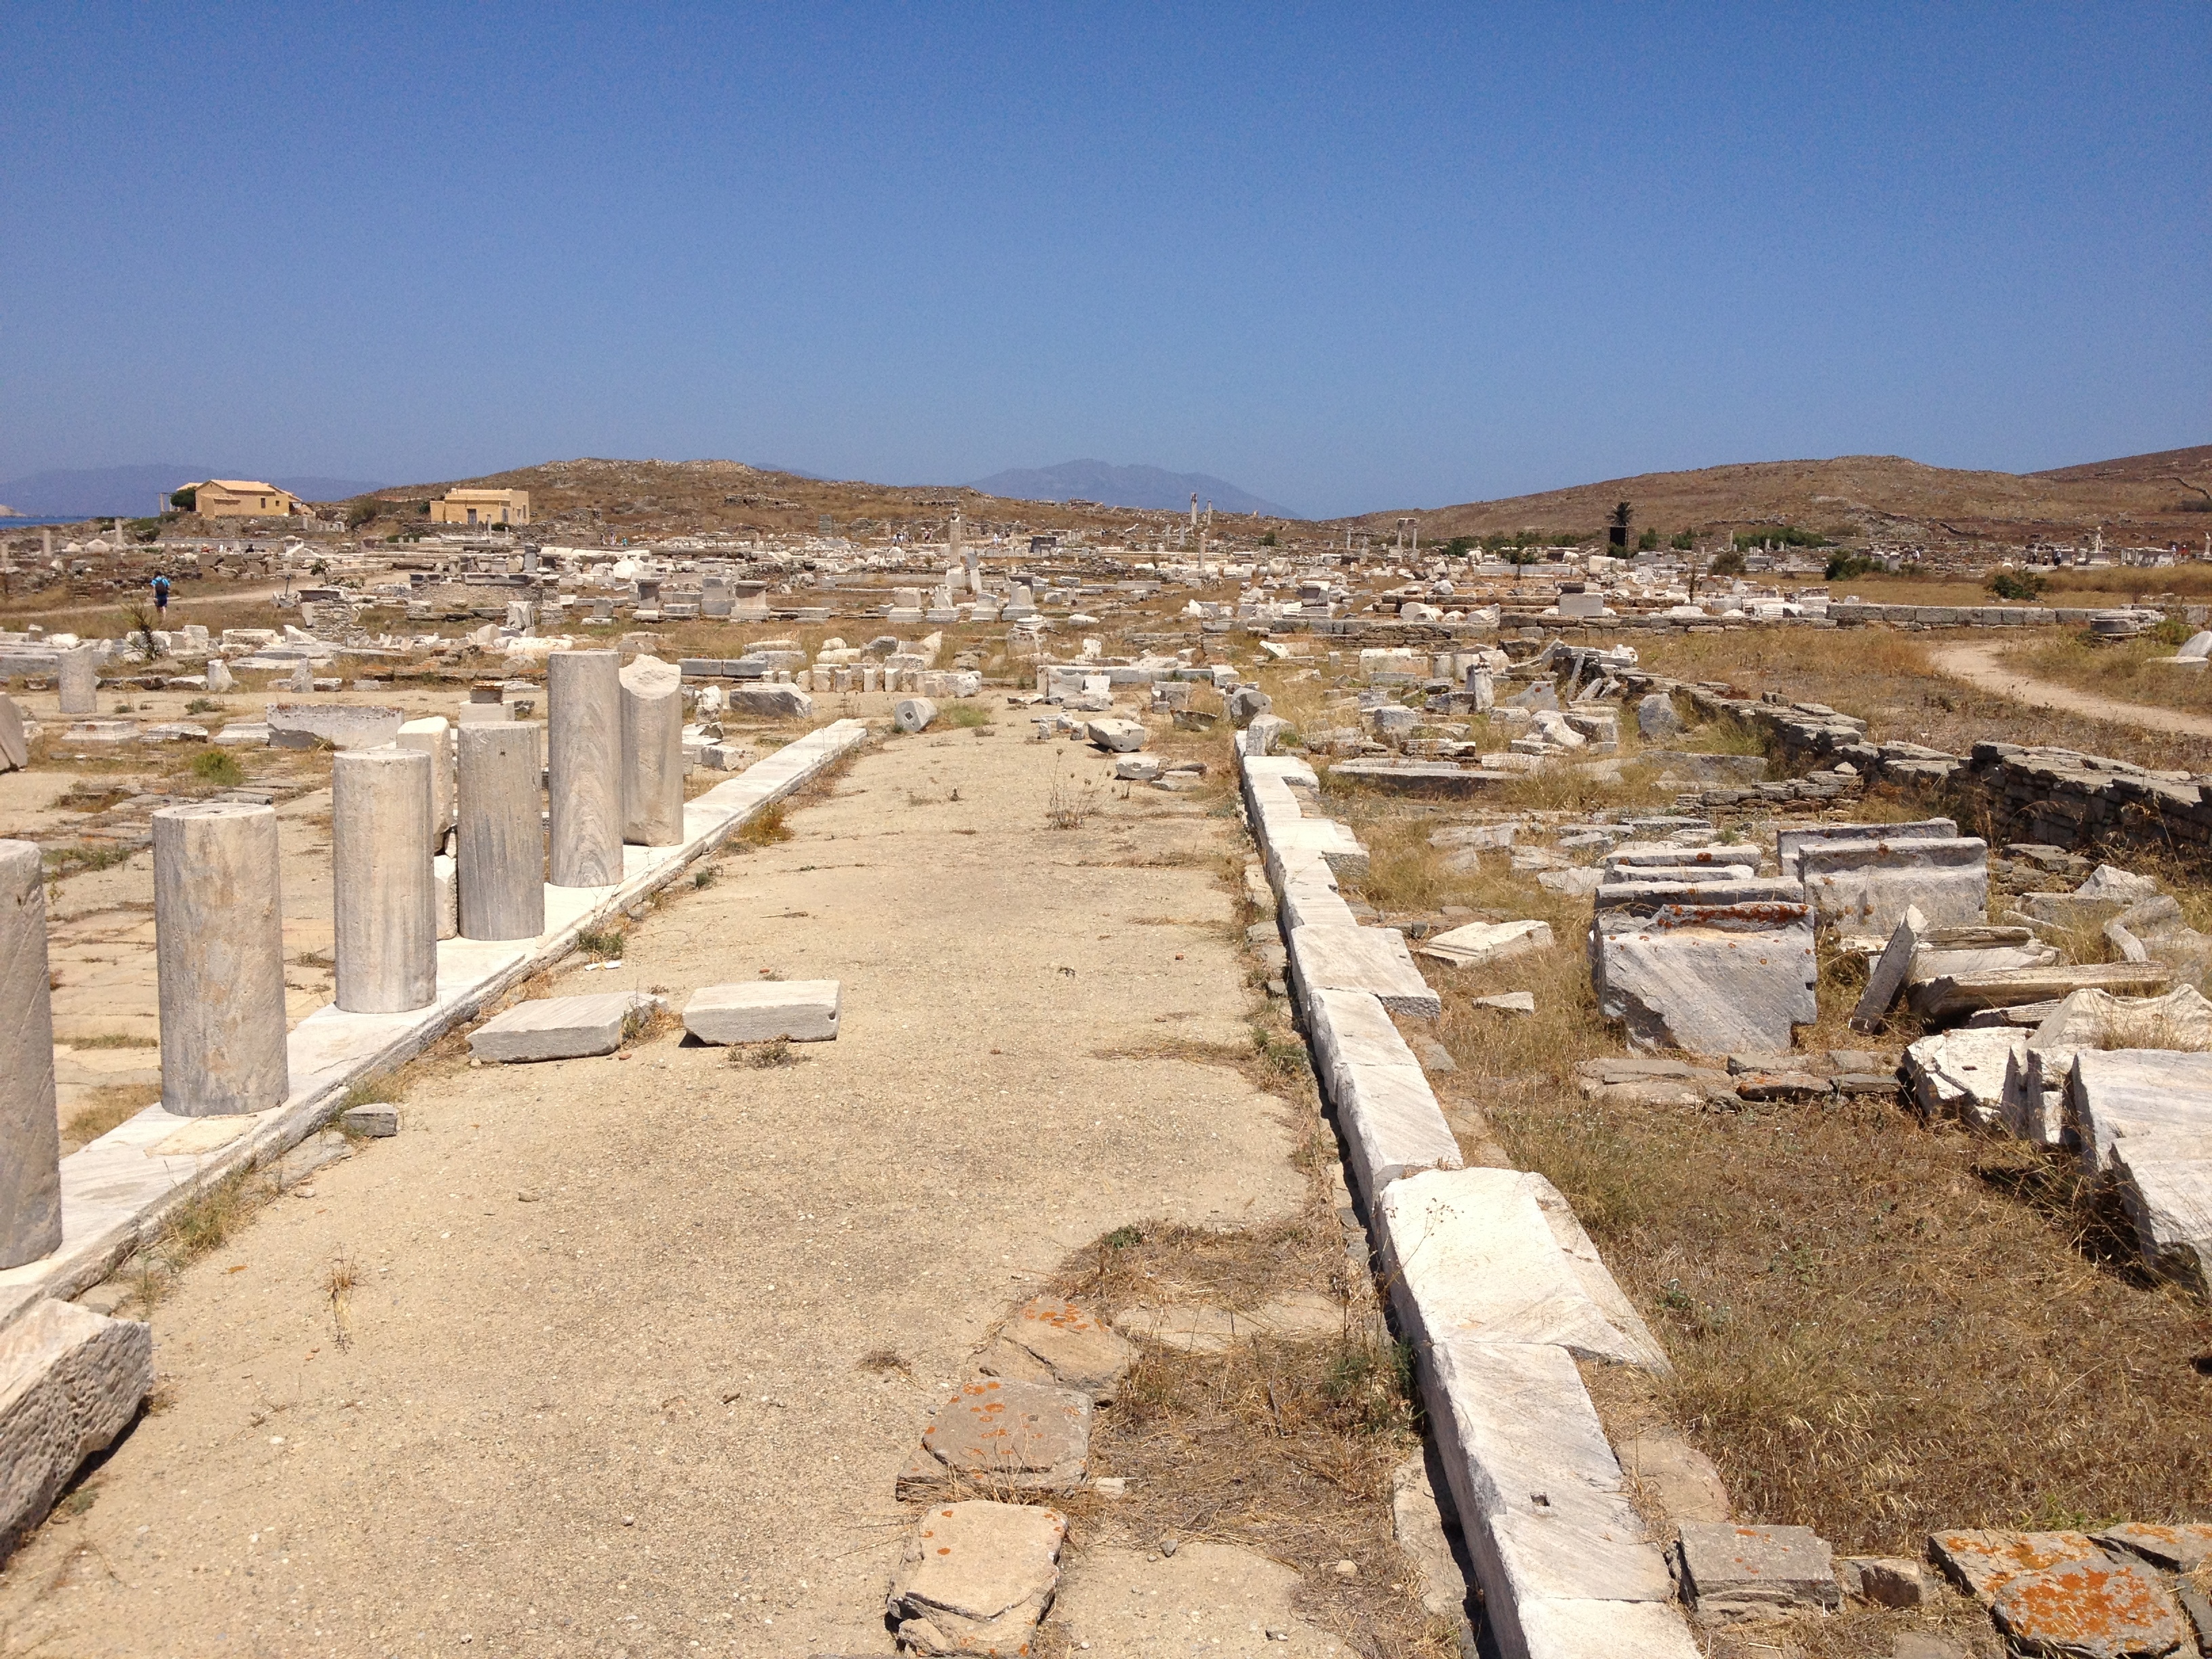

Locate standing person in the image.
[151,570,171,617]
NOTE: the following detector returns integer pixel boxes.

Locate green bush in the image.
[190,748,245,786]
[1710,549,1746,576]
[1988,569,2047,601]
[1738,525,1830,551]
[1825,552,1879,581]
[1671,530,1697,550]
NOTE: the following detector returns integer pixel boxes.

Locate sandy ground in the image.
[1932,639,2212,741]
[0,716,1316,1657]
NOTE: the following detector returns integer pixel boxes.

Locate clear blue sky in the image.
[2,3,2204,518]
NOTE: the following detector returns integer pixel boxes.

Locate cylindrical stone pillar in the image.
[57,647,97,716]
[152,803,288,1117]
[395,715,455,844]
[1,841,61,1267]
[457,724,545,941]
[547,650,622,886]
[619,655,685,846]
[333,746,436,1014]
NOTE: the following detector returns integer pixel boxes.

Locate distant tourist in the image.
[150,571,171,616]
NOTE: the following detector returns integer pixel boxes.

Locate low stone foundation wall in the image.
[1626,674,2212,855]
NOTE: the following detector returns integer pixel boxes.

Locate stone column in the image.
[57,647,97,716]
[619,655,684,846]
[152,803,288,1116]
[457,724,545,941]
[1,840,61,1267]
[396,715,455,843]
[548,650,622,886]
[333,746,436,1014]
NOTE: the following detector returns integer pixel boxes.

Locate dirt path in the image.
[1931,640,2212,741]
[0,722,1313,1657]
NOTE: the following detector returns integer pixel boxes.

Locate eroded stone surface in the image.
[0,1300,152,1554]
[1044,1540,1352,1656]
[995,1298,1134,1399]
[885,1500,1065,1656]
[901,1378,1090,1497]
[1988,1554,2186,1659]
[1930,1530,2107,1605]
[1113,1292,1342,1354]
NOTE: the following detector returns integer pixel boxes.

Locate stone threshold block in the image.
[681,981,840,1044]
[1380,1168,1668,1372]
[896,1378,1091,1500]
[885,1500,1065,1657]
[0,1298,152,1557]
[468,991,656,1063]
[1290,923,1441,1018]
[2069,1048,2212,1174]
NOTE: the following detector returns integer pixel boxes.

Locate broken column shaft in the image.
[548,649,623,886]
[457,724,545,941]
[333,745,437,1013]
[1,840,62,1267]
[619,654,685,846]
[56,647,97,716]
[152,802,289,1116]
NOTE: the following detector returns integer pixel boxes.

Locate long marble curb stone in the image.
[0,720,870,1328]
[1235,733,1700,1659]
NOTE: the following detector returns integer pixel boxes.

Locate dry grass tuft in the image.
[62,1085,161,1151]
[735,1037,800,1068]
[735,802,792,846]
[1042,1220,1454,1657]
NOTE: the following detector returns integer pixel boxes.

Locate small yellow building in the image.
[431,488,531,527]
[191,480,306,517]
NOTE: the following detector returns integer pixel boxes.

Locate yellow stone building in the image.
[190,480,306,517]
[430,488,531,527]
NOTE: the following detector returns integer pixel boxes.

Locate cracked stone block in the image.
[0,1299,152,1555]
[468,992,652,1062]
[885,1500,1064,1656]
[897,1378,1091,1498]
[1084,717,1147,752]
[1415,919,1553,968]
[1989,1554,2186,1659]
[989,1298,1133,1401]
[681,980,841,1044]
[1677,1521,1841,1622]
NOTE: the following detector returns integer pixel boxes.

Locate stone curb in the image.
[1237,733,1700,1659]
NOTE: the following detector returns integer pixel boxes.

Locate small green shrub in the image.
[1989,569,2048,601]
[190,748,245,786]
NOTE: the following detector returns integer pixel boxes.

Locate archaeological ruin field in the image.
[3,491,2212,1659]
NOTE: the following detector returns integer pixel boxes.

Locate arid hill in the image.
[1343,447,2212,548]
[347,457,1229,542]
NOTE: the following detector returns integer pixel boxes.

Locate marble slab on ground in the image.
[680,980,840,1044]
[468,991,650,1062]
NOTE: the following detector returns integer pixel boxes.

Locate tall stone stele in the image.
[457,723,546,941]
[152,802,289,1116]
[332,745,437,1014]
[548,649,623,886]
[1,840,62,1267]
[619,654,685,846]
[56,645,98,716]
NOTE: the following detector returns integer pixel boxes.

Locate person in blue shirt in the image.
[151,571,171,616]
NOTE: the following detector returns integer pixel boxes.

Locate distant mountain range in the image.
[966,459,1296,519]
[0,464,386,517]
